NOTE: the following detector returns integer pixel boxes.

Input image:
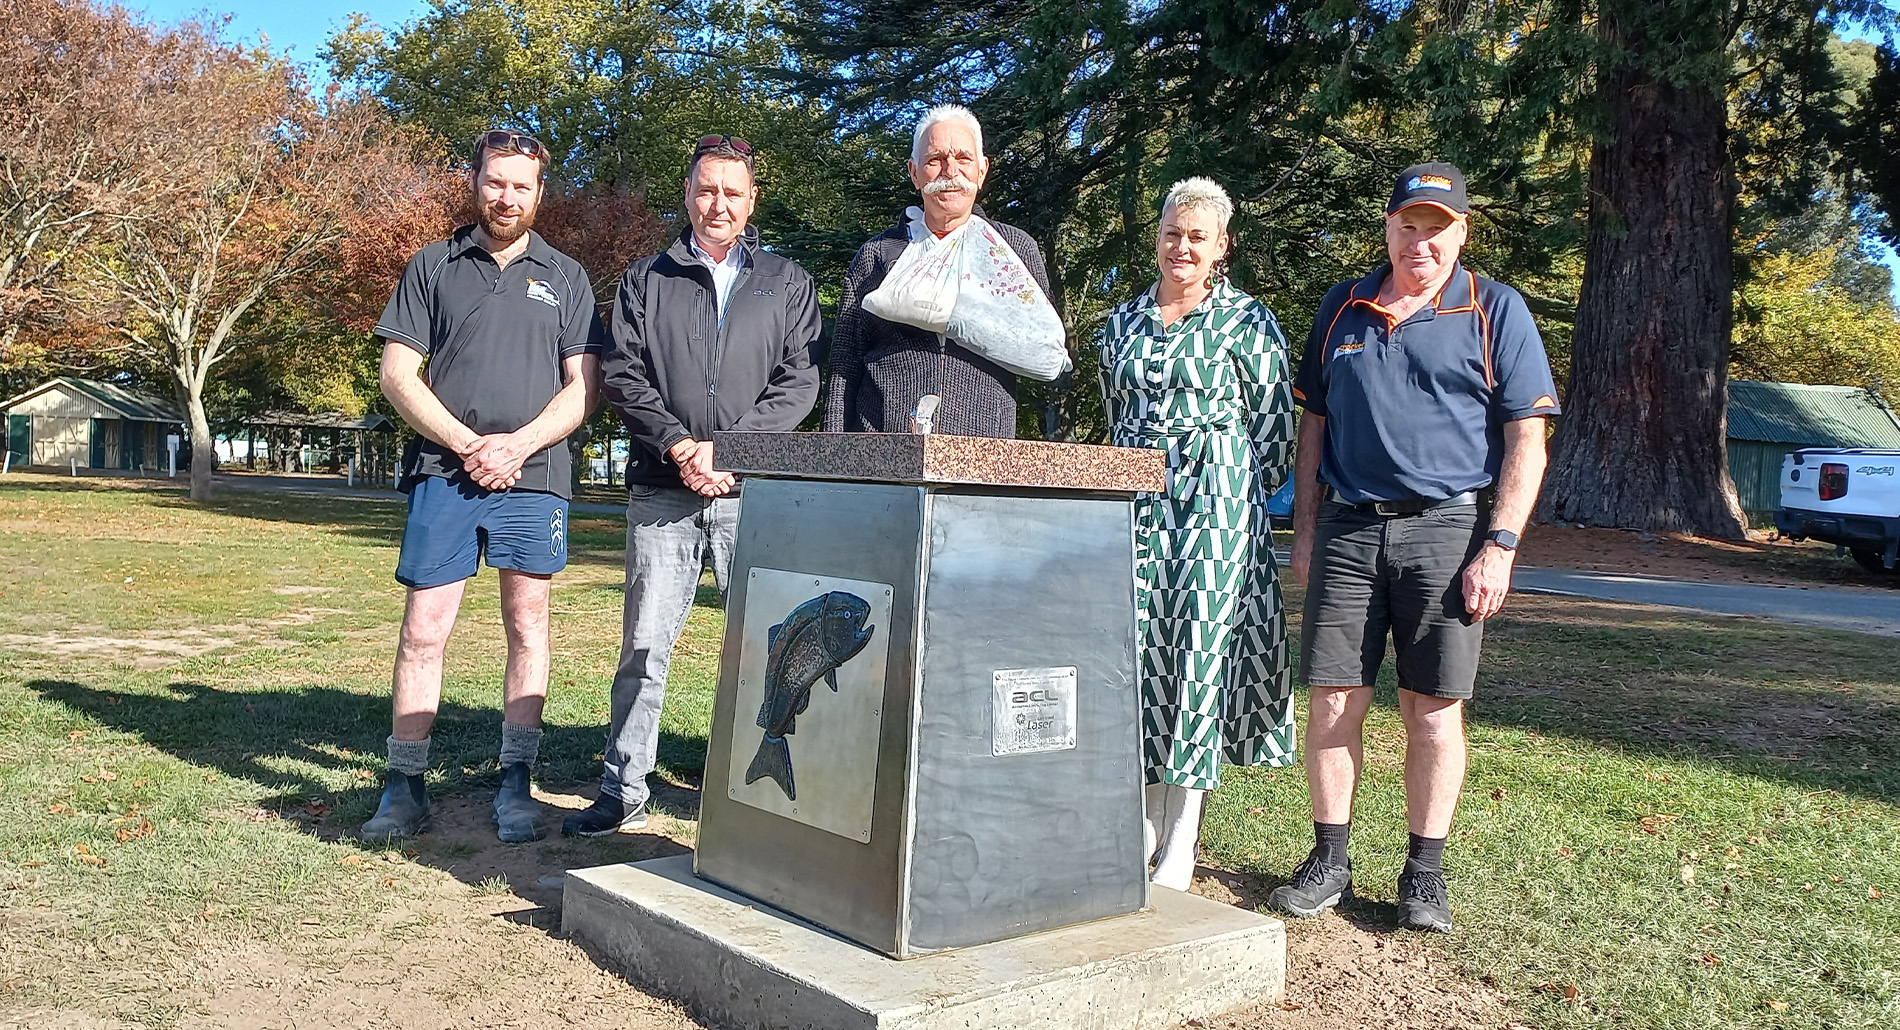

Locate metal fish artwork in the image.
[745,591,877,800]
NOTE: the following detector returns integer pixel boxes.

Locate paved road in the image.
[1511,567,1900,638]
[1267,547,1900,638]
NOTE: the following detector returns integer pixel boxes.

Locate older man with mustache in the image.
[824,104,1052,438]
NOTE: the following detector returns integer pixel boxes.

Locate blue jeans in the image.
[600,484,740,807]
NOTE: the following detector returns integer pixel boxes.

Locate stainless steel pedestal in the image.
[695,476,1147,958]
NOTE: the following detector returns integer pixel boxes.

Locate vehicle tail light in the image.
[1820,463,1849,500]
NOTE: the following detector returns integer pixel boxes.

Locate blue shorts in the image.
[394,475,569,588]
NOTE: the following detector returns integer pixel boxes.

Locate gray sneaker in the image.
[561,793,648,837]
[1268,849,1353,918]
[1397,868,1453,933]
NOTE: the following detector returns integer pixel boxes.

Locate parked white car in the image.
[1776,448,1900,573]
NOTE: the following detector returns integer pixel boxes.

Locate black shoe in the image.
[1397,867,1453,933]
[1267,848,1353,918]
[561,793,647,837]
[492,762,547,843]
[361,771,431,842]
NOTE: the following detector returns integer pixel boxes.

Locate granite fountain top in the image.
[711,432,1165,493]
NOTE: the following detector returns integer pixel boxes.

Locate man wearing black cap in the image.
[1269,163,1560,933]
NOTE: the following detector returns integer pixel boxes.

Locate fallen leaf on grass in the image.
[353,768,375,781]
[132,780,146,788]
[381,877,395,887]
[1699,952,1722,967]
[1640,813,1680,834]
[1555,846,1573,858]
[299,917,320,925]
[98,771,117,782]
[1490,787,1509,800]
[1681,865,1696,884]
[114,818,153,844]
[1766,999,1789,1012]
[1869,887,1884,900]
[67,730,86,742]
[299,800,331,820]
[1246,806,1268,815]
[339,854,365,867]
[73,845,104,868]
[1505,1023,1538,1030]
[22,862,41,868]
[78,776,97,784]
[47,804,69,815]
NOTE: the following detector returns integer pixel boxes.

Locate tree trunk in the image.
[1537,3,1748,539]
[181,381,215,500]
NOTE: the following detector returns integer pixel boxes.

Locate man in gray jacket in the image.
[565,135,823,836]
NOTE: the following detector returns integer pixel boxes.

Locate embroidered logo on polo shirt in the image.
[524,279,560,307]
[1334,341,1365,358]
[753,288,777,297]
[1410,174,1454,192]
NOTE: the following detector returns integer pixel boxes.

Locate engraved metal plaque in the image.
[990,666,1079,756]
[725,567,895,842]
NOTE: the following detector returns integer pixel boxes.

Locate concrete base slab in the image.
[563,855,1284,1030]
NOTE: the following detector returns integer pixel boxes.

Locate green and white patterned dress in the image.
[1097,279,1298,790]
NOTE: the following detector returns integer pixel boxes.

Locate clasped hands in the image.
[668,438,734,497]
[456,432,531,491]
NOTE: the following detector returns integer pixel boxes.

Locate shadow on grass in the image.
[27,677,709,904]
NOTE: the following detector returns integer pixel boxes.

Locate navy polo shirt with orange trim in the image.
[1292,261,1560,505]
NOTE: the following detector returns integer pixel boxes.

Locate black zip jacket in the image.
[603,226,824,488]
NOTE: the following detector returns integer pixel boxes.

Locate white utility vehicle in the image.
[1776,448,1900,573]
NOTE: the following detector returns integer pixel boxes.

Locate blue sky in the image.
[128,0,1900,304]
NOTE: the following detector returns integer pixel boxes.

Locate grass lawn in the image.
[1,474,1896,1028]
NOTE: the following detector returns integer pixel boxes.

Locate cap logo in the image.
[1412,174,1453,192]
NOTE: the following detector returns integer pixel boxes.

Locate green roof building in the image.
[1727,380,1900,515]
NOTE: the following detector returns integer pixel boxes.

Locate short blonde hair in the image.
[1161,177,1234,234]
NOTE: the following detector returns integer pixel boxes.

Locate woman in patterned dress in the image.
[1096,177,1297,891]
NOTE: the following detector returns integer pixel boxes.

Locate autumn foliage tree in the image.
[74,42,456,500]
[0,0,217,392]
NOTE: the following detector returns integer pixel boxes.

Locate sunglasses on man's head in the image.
[695,134,754,157]
[475,129,546,161]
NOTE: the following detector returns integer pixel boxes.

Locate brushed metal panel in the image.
[725,568,894,842]
[695,479,925,957]
[905,489,1147,952]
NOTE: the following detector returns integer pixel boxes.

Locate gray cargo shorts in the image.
[1299,500,1487,699]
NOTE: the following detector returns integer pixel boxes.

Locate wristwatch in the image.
[1485,528,1520,551]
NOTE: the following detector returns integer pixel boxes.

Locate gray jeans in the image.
[601,484,740,806]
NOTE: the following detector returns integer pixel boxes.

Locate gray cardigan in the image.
[822,212,1051,438]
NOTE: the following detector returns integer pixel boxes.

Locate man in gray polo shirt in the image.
[1271,163,1559,933]
[564,134,822,836]
[362,129,603,844]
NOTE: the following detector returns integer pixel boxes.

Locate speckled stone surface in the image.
[713,432,1166,493]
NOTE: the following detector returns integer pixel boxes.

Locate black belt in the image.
[1329,489,1483,517]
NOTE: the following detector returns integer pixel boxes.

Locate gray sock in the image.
[386,735,431,777]
[498,721,543,768]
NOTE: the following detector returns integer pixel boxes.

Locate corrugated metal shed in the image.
[1727,381,1900,516]
[1727,380,1900,448]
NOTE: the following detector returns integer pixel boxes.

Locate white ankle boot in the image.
[1146,783,1206,891]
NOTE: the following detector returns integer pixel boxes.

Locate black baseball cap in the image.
[1387,162,1469,218]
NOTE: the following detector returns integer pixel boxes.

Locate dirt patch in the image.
[1521,524,1890,588]
[0,629,238,670]
[1191,870,1508,1030]
[269,585,338,596]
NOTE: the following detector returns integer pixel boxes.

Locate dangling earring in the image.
[1204,258,1229,290]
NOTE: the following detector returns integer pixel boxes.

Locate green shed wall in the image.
[1728,440,1795,514]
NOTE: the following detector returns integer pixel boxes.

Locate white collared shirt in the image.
[689,234,749,321]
